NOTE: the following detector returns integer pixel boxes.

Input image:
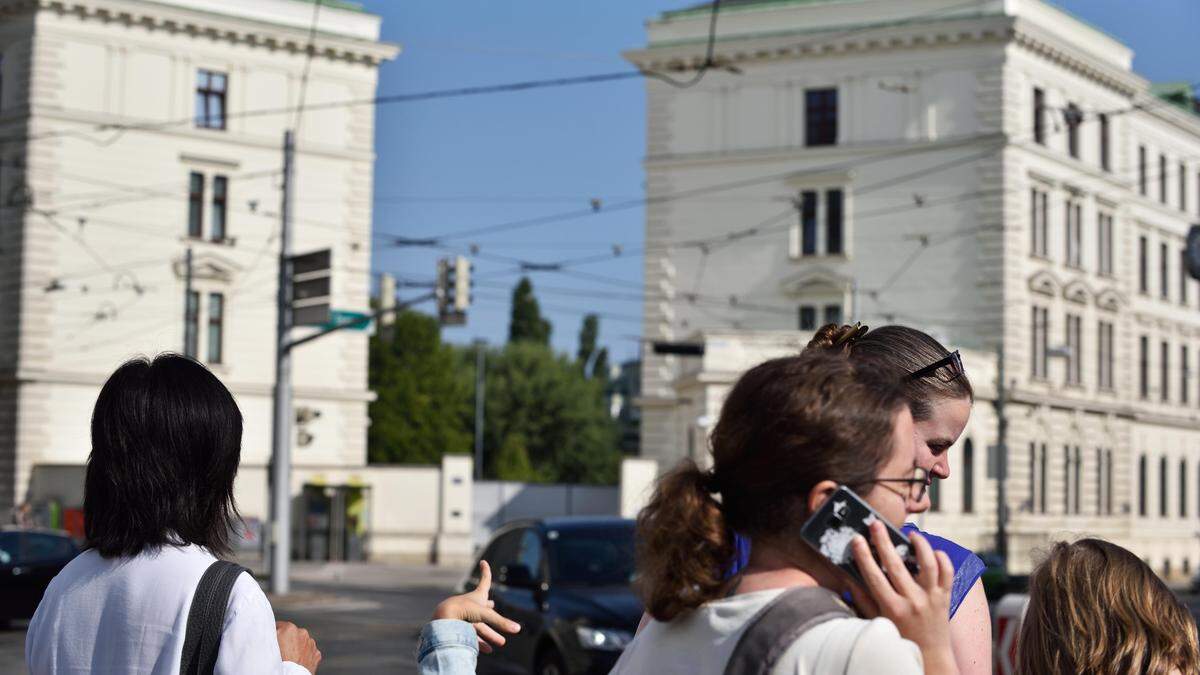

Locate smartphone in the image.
[799,485,918,587]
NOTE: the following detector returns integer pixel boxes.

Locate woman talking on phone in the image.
[612,350,959,675]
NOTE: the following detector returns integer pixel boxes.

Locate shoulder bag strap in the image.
[180,560,250,675]
[723,586,854,675]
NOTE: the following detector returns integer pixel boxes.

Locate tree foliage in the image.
[508,277,551,345]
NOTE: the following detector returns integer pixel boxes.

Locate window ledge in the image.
[185,235,238,247]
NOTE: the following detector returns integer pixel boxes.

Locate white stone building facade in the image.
[0,0,464,559]
[626,0,1200,576]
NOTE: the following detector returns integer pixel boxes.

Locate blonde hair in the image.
[1018,538,1200,675]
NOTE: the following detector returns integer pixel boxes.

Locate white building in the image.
[0,0,477,563]
[626,0,1200,576]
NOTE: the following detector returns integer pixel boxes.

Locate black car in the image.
[465,517,641,675]
[0,528,79,622]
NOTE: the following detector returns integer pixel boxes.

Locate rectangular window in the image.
[1139,235,1148,293]
[1139,335,1149,399]
[207,292,224,364]
[1033,87,1045,145]
[1098,320,1114,390]
[1138,455,1147,516]
[929,475,941,512]
[195,69,228,130]
[1160,154,1168,204]
[825,189,843,255]
[1181,459,1188,518]
[799,305,816,331]
[1183,249,1191,306]
[1181,162,1188,212]
[800,191,817,256]
[184,290,199,359]
[1028,441,1037,511]
[1065,200,1081,268]
[1161,242,1170,300]
[804,88,838,147]
[1139,145,1148,196]
[211,175,227,242]
[1161,340,1170,402]
[823,304,842,326]
[1039,443,1048,514]
[1065,313,1082,385]
[1063,445,1071,515]
[1065,104,1081,159]
[1099,113,1110,171]
[1030,187,1048,257]
[1073,446,1081,515]
[188,172,204,239]
[962,440,974,513]
[1183,345,1191,405]
[1032,306,1049,379]
[1106,449,1113,515]
[1096,448,1103,515]
[1097,212,1113,275]
[1160,456,1168,518]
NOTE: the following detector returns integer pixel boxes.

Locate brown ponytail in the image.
[634,459,732,622]
[635,350,906,621]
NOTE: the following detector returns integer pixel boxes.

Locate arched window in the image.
[1138,455,1147,517]
[962,439,974,514]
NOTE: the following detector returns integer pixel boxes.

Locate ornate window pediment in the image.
[1096,288,1122,312]
[1062,279,1091,305]
[173,251,241,284]
[1028,270,1060,297]
[780,266,851,297]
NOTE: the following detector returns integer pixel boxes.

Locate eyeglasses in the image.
[905,350,964,383]
[858,466,930,503]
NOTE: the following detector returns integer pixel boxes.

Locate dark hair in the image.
[84,353,243,558]
[806,324,973,420]
[1019,538,1200,674]
[635,350,907,621]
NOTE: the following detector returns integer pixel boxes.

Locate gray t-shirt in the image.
[611,588,923,675]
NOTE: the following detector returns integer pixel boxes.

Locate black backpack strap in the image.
[723,586,854,675]
[180,560,250,675]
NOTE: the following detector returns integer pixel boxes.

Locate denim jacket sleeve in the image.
[415,620,479,675]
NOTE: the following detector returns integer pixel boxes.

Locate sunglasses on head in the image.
[905,350,964,383]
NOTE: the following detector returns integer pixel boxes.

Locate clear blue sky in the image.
[359,0,1199,364]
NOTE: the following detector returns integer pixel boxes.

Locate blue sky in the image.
[359,0,1198,364]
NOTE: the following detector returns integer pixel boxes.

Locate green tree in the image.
[368,310,472,464]
[576,314,598,370]
[491,432,537,481]
[508,277,551,345]
[590,347,610,383]
[485,341,620,484]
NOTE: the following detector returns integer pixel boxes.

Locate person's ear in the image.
[806,480,839,516]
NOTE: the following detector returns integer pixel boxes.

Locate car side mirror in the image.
[501,563,538,589]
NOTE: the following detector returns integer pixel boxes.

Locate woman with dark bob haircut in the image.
[26,354,321,674]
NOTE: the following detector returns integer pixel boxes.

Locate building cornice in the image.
[1010,16,1143,98]
[624,14,1012,74]
[1,0,399,65]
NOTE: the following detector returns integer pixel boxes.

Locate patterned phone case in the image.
[799,485,919,586]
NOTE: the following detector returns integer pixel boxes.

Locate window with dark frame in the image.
[1139,145,1147,195]
[1138,454,1147,516]
[1073,446,1081,515]
[823,304,842,326]
[962,439,974,513]
[1182,249,1190,306]
[826,189,843,255]
[1139,235,1148,293]
[1181,459,1188,518]
[1099,113,1110,171]
[800,191,817,256]
[184,290,199,359]
[930,474,941,512]
[1097,212,1113,275]
[1032,306,1049,379]
[1139,335,1149,399]
[1065,199,1081,268]
[1063,445,1071,515]
[1098,320,1113,390]
[799,305,816,331]
[804,88,838,147]
[1028,442,1036,511]
[1065,104,1081,159]
[1065,313,1081,386]
[207,292,224,364]
[1183,345,1190,405]
[1030,187,1049,257]
[195,70,227,130]
[1033,87,1045,145]
[1039,443,1047,514]
[188,172,204,239]
[1160,456,1168,518]
[1095,447,1103,515]
[1161,242,1170,300]
[1181,162,1188,212]
[1106,449,1113,514]
[211,175,227,242]
[1161,340,1170,402]
[1160,153,1168,204]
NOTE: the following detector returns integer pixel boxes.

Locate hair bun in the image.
[805,322,869,353]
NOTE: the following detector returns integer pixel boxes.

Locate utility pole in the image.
[183,247,194,357]
[993,340,1009,565]
[270,130,295,595]
[474,339,486,480]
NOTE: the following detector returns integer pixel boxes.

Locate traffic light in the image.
[436,255,472,325]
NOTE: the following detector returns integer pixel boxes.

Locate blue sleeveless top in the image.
[727,524,985,618]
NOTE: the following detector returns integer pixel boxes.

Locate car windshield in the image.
[0,533,16,565]
[548,526,635,587]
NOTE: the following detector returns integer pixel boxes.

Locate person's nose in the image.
[932,458,951,481]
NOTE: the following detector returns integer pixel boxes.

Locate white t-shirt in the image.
[26,544,308,675]
[611,588,923,675]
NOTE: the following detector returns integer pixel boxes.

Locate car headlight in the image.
[574,626,633,652]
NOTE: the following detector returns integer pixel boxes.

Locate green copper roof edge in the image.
[287,0,366,13]
[661,0,847,21]
[646,10,1003,49]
